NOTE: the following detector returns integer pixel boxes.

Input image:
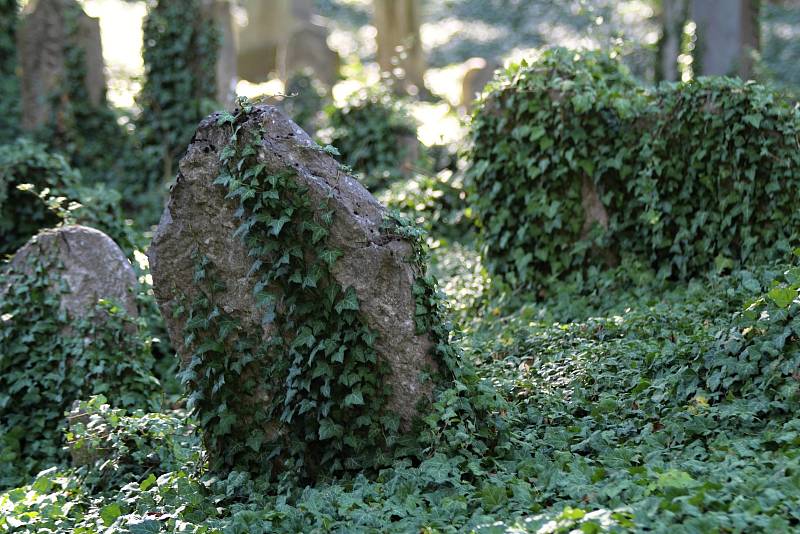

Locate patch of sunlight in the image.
[236,79,286,100]
[82,0,145,110]
[424,64,465,108]
[421,18,504,52]
[408,101,463,146]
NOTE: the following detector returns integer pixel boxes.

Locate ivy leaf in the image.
[768,287,796,309]
[343,390,364,406]
[100,503,122,526]
[318,419,343,440]
[335,287,360,314]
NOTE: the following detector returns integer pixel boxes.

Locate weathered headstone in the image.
[460,57,500,108]
[284,20,339,87]
[18,0,106,131]
[236,0,291,82]
[148,105,440,436]
[3,225,137,317]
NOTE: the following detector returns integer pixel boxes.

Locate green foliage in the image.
[467,48,800,290]
[0,0,20,145]
[0,253,161,489]
[324,87,419,191]
[137,0,219,196]
[6,252,800,531]
[65,396,198,492]
[379,170,471,243]
[0,139,141,258]
[177,100,452,483]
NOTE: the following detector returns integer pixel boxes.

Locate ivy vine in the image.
[0,0,20,145]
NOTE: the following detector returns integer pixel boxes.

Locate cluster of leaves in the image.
[467,47,800,290]
[176,100,452,484]
[379,169,470,243]
[0,252,161,489]
[324,87,419,191]
[136,0,219,202]
[0,139,142,258]
[0,0,19,145]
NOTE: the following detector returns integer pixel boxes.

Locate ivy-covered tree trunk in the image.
[690,0,760,78]
[137,0,219,190]
[0,0,20,144]
[656,0,688,81]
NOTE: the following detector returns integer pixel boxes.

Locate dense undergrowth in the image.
[3,245,800,532]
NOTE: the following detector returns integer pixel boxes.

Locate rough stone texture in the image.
[3,225,137,317]
[148,105,437,429]
[18,0,106,131]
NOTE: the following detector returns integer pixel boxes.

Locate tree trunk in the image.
[656,0,688,81]
[690,0,760,79]
[373,0,427,96]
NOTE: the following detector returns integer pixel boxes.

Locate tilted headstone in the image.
[18,0,106,131]
[148,105,443,445]
[3,225,138,318]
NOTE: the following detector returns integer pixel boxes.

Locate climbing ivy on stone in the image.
[179,100,407,484]
[467,47,800,291]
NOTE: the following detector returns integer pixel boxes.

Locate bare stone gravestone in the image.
[148,105,445,463]
[460,57,501,108]
[18,0,106,131]
[3,225,138,317]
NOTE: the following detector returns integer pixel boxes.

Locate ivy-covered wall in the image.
[467,48,800,290]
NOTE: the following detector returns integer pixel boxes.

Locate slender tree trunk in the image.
[373,0,427,96]
[656,0,688,81]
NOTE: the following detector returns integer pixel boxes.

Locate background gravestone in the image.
[18,0,106,131]
[3,225,137,318]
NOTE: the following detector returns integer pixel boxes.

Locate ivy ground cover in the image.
[3,245,800,533]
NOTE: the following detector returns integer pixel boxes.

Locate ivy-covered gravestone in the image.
[1,225,158,487]
[148,102,455,481]
[17,0,106,131]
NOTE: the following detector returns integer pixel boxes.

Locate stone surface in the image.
[148,105,437,429]
[284,21,339,87]
[3,225,138,317]
[18,0,106,131]
[374,0,427,95]
[460,57,500,108]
